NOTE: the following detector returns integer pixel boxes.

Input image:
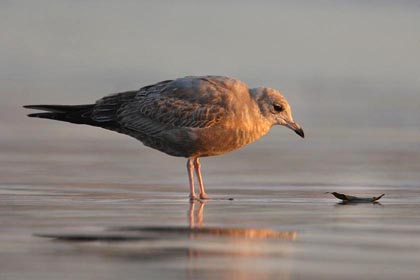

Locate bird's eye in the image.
[273,104,283,112]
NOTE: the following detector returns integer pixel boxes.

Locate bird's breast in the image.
[185,120,271,157]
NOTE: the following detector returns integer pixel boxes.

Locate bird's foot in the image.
[199,193,209,200]
[189,194,198,202]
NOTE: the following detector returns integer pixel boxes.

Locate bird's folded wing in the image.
[92,77,235,136]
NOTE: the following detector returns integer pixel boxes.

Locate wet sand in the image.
[2,183,420,280]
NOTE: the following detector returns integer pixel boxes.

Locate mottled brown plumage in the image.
[24,75,304,200]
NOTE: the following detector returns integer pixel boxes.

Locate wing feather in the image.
[115,77,231,136]
[89,76,247,140]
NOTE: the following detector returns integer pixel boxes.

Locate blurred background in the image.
[1,0,419,187]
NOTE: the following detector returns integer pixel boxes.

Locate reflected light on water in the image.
[113,200,297,241]
[187,200,297,240]
[36,200,297,243]
[35,201,298,279]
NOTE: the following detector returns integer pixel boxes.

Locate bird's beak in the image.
[285,121,305,138]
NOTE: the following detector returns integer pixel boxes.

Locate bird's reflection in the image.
[37,201,297,241]
[184,201,297,280]
[184,200,297,240]
[35,201,298,280]
[188,200,205,229]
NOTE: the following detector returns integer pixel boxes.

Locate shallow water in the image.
[1,182,420,280]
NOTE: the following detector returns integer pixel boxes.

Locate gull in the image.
[24,76,304,201]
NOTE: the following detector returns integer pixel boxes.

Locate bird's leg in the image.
[194,158,208,199]
[187,158,197,201]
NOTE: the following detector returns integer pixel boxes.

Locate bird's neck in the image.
[234,104,272,146]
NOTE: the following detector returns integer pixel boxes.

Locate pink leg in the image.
[194,158,208,199]
[187,158,197,201]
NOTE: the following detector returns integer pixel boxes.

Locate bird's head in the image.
[250,87,304,138]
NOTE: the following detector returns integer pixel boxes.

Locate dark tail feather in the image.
[24,104,96,125]
[23,104,93,113]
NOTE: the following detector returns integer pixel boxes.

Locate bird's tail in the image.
[23,104,96,125]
